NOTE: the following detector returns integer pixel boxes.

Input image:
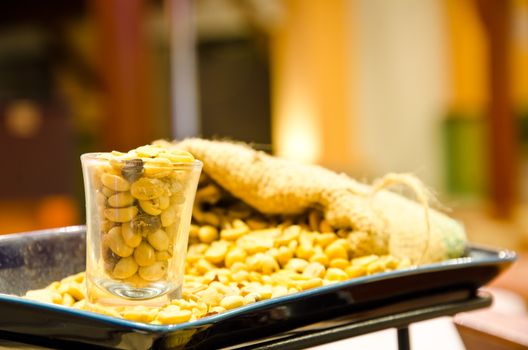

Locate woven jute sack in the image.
[175,138,466,264]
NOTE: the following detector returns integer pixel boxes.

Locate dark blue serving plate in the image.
[0,226,516,350]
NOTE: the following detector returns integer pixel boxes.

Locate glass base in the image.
[104,281,169,300]
[87,276,181,306]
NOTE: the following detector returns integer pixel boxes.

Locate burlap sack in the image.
[176,138,466,264]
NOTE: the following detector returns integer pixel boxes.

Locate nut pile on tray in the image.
[25,169,413,325]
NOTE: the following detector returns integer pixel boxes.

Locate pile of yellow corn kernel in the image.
[24,218,411,324]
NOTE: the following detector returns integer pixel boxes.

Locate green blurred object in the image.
[443,112,488,198]
[519,109,528,152]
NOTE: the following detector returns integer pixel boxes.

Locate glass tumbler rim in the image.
[80,152,203,169]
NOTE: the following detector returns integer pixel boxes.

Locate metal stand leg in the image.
[397,327,410,350]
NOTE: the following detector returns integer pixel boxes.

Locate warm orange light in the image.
[271,0,354,167]
[37,196,80,229]
[445,0,489,111]
[274,94,320,163]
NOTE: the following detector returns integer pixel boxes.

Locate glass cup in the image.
[81,153,202,306]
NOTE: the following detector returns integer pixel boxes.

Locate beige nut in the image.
[156,250,172,261]
[104,206,138,223]
[107,192,134,208]
[147,230,170,251]
[139,261,167,281]
[121,223,142,247]
[160,206,178,227]
[134,242,156,266]
[101,173,130,192]
[139,199,162,216]
[107,226,134,257]
[130,178,166,200]
[101,186,116,198]
[113,257,139,279]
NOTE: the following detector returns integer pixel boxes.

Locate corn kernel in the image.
[296,244,315,260]
[225,247,247,268]
[352,255,378,267]
[199,226,218,243]
[276,246,294,266]
[58,283,85,301]
[329,258,349,270]
[62,293,75,307]
[197,287,222,306]
[232,270,249,282]
[303,262,326,278]
[237,232,275,254]
[381,255,399,270]
[220,295,244,310]
[398,258,413,269]
[209,306,227,314]
[324,240,348,260]
[243,293,258,305]
[284,258,309,273]
[309,252,329,267]
[122,306,158,323]
[324,268,348,282]
[319,220,333,233]
[205,241,229,264]
[157,309,192,324]
[276,225,301,245]
[345,265,365,278]
[272,285,289,298]
[260,255,280,275]
[221,227,248,241]
[196,259,216,274]
[189,224,200,239]
[296,278,323,291]
[366,260,386,275]
[315,233,337,248]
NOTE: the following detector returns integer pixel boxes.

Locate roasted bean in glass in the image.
[121,222,142,247]
[113,257,139,279]
[139,261,167,281]
[147,229,170,251]
[101,174,130,192]
[107,226,134,257]
[121,158,144,182]
[131,213,161,236]
[130,178,166,200]
[134,242,156,266]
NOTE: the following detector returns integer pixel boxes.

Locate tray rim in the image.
[0,225,517,335]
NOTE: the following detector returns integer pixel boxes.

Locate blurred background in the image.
[0,0,527,268]
[0,0,528,346]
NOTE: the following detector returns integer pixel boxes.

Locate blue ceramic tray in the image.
[0,226,516,349]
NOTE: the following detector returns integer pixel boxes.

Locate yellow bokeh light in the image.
[274,94,320,163]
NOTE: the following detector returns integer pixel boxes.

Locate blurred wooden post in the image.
[166,0,199,139]
[271,0,359,170]
[476,0,518,218]
[90,0,151,151]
